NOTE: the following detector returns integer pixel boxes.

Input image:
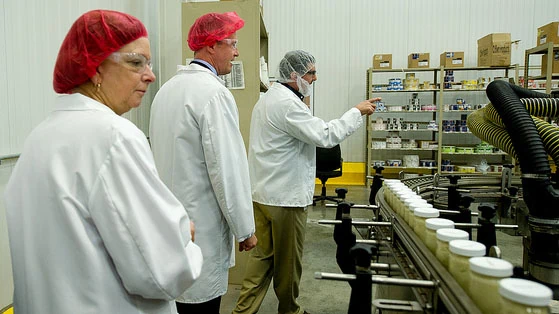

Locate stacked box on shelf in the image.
[477,33,511,67]
[408,53,430,68]
[372,54,392,69]
[440,52,464,68]
[537,22,559,46]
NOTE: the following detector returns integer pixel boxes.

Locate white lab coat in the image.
[249,83,363,207]
[4,94,203,314]
[149,64,255,303]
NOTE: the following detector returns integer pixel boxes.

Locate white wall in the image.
[1,0,559,309]
[262,0,559,162]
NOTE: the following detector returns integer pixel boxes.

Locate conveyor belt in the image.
[398,173,523,208]
[374,186,484,313]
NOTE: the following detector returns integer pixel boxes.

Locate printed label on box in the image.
[452,59,463,65]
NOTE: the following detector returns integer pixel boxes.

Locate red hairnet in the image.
[53,10,148,94]
[187,12,244,51]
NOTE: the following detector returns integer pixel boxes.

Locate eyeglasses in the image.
[306,70,317,76]
[219,38,239,49]
[108,52,153,74]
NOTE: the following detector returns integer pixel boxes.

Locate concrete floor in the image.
[219,184,524,314]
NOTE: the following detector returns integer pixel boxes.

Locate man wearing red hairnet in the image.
[149,11,257,313]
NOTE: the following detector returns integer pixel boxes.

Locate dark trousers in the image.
[176,296,222,314]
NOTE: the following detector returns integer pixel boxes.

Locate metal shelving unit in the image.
[523,42,559,94]
[366,65,518,182]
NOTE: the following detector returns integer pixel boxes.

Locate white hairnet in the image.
[277,50,316,83]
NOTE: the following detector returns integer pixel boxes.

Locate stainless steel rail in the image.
[315,272,436,289]
[454,222,519,230]
[0,154,19,165]
[325,203,379,210]
[318,219,391,227]
[374,186,484,314]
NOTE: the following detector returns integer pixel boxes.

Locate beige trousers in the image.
[232,202,308,314]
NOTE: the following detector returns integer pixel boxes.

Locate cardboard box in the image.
[440,51,464,68]
[541,51,559,76]
[372,54,392,69]
[477,33,511,67]
[537,22,559,46]
[408,53,430,68]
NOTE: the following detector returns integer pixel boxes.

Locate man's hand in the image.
[355,97,381,116]
[239,234,257,252]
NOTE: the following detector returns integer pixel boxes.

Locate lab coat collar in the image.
[177,63,226,85]
[280,82,304,101]
[53,93,117,114]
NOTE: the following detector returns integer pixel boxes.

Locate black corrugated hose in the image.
[480,80,559,219]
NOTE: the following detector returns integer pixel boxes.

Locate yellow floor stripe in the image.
[1,307,12,314]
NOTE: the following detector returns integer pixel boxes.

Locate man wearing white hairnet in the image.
[232,50,380,314]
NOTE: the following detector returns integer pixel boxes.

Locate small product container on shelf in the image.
[448,240,486,291]
[468,257,513,314]
[424,218,454,254]
[499,278,552,314]
[412,207,439,241]
[435,228,469,268]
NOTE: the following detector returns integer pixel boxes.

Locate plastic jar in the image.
[382,182,400,208]
[435,228,469,268]
[382,180,399,206]
[403,198,427,224]
[407,203,434,230]
[468,257,513,314]
[448,240,485,290]
[499,278,552,314]
[399,193,420,218]
[424,218,454,254]
[412,207,439,241]
[394,190,412,215]
[383,180,405,207]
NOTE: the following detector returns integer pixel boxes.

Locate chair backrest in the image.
[316,144,342,172]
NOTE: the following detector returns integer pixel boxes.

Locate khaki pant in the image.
[233,202,308,314]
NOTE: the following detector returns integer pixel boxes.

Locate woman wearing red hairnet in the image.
[149,11,257,313]
[4,10,203,314]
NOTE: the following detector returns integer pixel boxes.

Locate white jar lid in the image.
[469,256,513,277]
[436,228,469,242]
[410,204,433,212]
[383,179,403,185]
[413,207,439,218]
[404,198,427,206]
[408,201,431,213]
[385,183,405,190]
[425,218,454,231]
[499,278,553,307]
[400,194,420,201]
[449,240,486,257]
[396,189,415,196]
[395,190,413,198]
[390,183,407,189]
